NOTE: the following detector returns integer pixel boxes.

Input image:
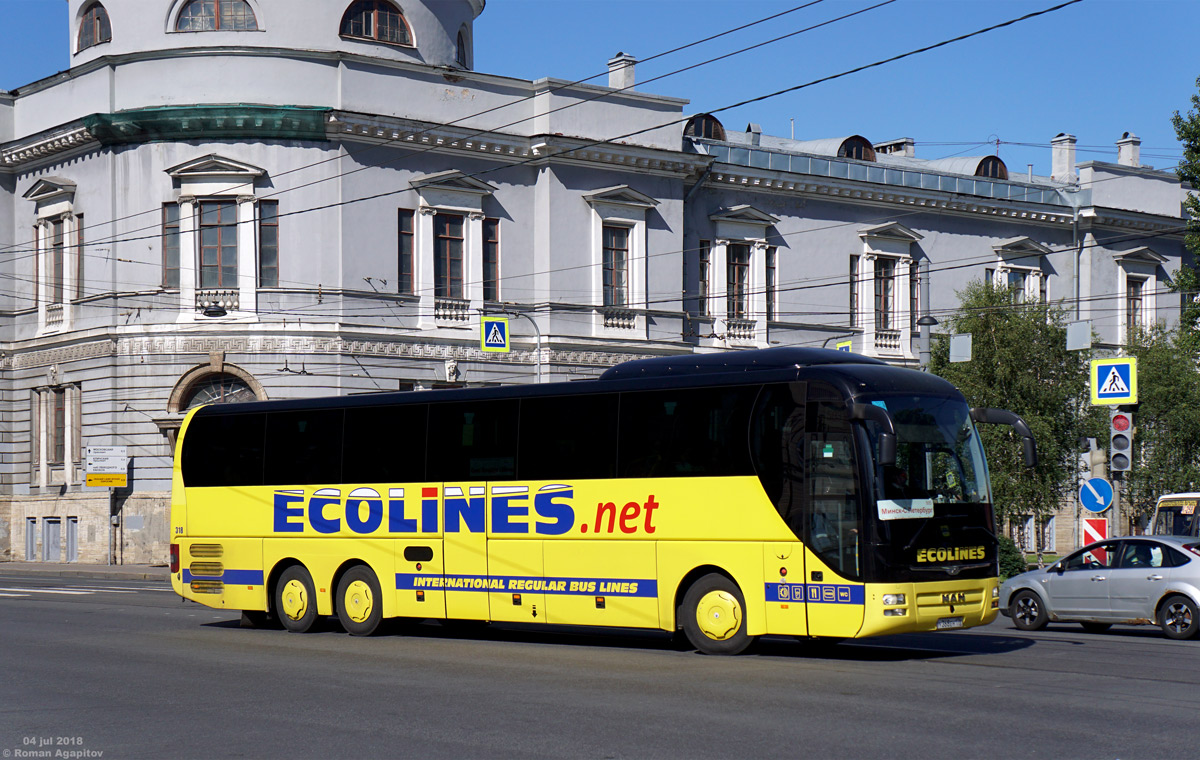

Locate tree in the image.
[1170,76,1200,266]
[929,281,1101,556]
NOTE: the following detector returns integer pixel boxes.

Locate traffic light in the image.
[1110,409,1133,472]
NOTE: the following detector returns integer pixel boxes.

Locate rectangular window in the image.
[727,243,750,319]
[51,387,66,466]
[985,268,995,289]
[698,240,711,317]
[263,409,344,486]
[875,258,895,330]
[1007,270,1027,303]
[51,219,65,303]
[766,246,777,322]
[163,204,181,288]
[849,255,859,328]
[199,200,238,288]
[1128,277,1144,340]
[427,400,518,481]
[1039,273,1048,303]
[398,209,414,295]
[483,217,500,302]
[617,386,757,478]
[258,200,279,288]
[603,225,630,307]
[518,394,618,480]
[343,404,428,483]
[909,261,920,331]
[434,213,465,299]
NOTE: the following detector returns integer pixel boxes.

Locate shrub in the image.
[998,536,1028,580]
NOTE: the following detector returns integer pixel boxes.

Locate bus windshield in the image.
[1152,497,1199,537]
[863,394,995,583]
[870,395,990,506]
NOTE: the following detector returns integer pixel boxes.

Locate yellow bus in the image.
[169,348,1036,654]
[1150,493,1200,537]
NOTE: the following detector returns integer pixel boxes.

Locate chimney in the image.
[874,137,915,158]
[746,123,762,146]
[1051,133,1076,183]
[608,52,636,90]
[1117,132,1141,167]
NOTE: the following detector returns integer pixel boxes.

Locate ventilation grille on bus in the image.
[189,562,224,577]
[190,544,223,558]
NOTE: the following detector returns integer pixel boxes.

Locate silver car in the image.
[999,535,1200,639]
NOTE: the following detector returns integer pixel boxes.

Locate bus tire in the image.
[276,565,319,633]
[336,565,383,636]
[1009,589,1048,631]
[681,573,754,655]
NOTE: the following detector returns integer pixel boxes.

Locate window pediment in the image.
[23,178,77,204]
[1114,246,1167,266]
[167,154,266,180]
[709,205,779,225]
[993,236,1051,258]
[858,222,923,245]
[412,171,495,213]
[583,185,659,211]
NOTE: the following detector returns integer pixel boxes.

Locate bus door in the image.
[487,485,546,624]
[754,382,809,636]
[442,483,490,620]
[803,386,865,638]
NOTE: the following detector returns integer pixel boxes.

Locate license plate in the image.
[936,617,964,630]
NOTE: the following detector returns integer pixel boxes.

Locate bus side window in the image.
[428,400,518,481]
[617,386,756,479]
[343,404,429,484]
[264,409,345,486]
[518,394,617,480]
[181,412,266,488]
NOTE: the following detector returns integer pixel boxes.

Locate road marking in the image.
[0,586,91,595]
[61,587,138,594]
[0,592,30,598]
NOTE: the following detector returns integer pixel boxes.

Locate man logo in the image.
[942,592,966,604]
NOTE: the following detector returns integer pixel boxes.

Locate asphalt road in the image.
[1,572,1198,760]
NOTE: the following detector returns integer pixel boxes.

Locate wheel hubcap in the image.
[695,590,742,641]
[1015,597,1038,626]
[281,579,309,621]
[344,580,374,624]
[1167,603,1192,633]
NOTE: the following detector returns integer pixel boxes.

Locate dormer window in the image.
[340,1,412,46]
[78,3,112,51]
[456,30,469,68]
[684,114,726,141]
[177,0,259,32]
[976,156,1009,180]
[838,136,876,162]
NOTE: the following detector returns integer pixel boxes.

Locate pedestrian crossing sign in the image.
[1090,357,1137,405]
[481,317,509,353]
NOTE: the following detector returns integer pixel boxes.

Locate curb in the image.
[0,563,171,582]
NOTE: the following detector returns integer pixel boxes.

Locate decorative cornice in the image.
[2,125,97,168]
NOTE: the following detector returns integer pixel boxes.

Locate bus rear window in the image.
[181,412,266,487]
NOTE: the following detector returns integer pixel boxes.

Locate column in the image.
[751,241,769,345]
[237,195,258,316]
[417,207,437,327]
[467,211,485,312]
[177,196,197,321]
[35,221,47,332]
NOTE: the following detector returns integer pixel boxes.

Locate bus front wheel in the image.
[276,565,319,633]
[681,573,754,655]
[336,565,383,636]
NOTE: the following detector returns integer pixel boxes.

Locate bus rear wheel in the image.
[681,573,754,655]
[336,565,383,636]
[276,565,319,633]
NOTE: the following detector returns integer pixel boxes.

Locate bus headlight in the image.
[992,587,999,599]
[882,594,906,606]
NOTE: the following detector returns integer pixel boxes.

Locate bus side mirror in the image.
[850,403,896,467]
[970,407,1038,469]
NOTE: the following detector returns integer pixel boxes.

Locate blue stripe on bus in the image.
[765,582,864,605]
[182,569,265,586]
[396,573,657,598]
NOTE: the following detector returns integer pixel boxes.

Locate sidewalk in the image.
[0,561,171,582]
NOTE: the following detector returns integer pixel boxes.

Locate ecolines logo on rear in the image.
[272,484,661,537]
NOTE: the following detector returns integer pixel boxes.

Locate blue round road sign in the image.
[1079,477,1113,513]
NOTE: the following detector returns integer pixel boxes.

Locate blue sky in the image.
[3,0,1197,176]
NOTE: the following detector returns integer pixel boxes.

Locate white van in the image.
[1150,493,1200,537]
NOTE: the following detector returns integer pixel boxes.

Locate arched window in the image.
[181,373,259,410]
[340,1,412,46]
[78,2,112,51]
[456,30,468,67]
[176,0,259,32]
[684,114,726,141]
[838,137,876,162]
[976,156,1009,180]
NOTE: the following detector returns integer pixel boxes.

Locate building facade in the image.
[0,0,1189,563]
